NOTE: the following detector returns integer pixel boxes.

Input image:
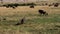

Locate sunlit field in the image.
[0,6,60,34]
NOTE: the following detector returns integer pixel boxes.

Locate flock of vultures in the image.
[0,2,60,25]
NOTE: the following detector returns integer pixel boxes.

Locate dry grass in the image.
[0,6,60,34]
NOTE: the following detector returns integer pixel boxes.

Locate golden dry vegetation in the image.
[0,6,60,34]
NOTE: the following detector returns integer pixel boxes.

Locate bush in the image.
[2,3,36,7]
[26,3,36,6]
[13,3,19,7]
[19,3,26,6]
[18,3,36,6]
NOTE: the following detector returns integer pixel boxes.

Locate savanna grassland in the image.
[0,6,60,34]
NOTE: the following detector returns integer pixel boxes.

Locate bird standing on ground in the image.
[15,16,25,25]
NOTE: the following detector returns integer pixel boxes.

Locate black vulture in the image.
[38,10,48,16]
[54,3,59,7]
[15,17,25,25]
[30,5,34,8]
